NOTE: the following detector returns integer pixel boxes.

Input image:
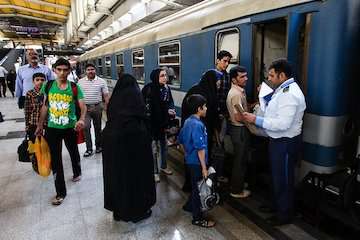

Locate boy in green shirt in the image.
[36,58,87,205]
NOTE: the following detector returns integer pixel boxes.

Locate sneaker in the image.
[95,147,103,153]
[160,168,173,175]
[72,175,81,182]
[51,196,64,205]
[154,174,160,182]
[230,190,251,199]
[83,150,93,157]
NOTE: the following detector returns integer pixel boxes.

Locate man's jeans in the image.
[229,125,249,193]
[84,103,103,151]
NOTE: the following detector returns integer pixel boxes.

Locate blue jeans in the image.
[152,136,168,174]
[184,164,203,221]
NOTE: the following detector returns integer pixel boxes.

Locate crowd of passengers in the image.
[13,48,305,228]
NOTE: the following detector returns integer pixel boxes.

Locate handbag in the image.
[17,134,30,162]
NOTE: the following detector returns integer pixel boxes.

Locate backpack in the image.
[45,80,81,120]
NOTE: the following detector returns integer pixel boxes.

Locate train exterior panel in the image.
[78,0,360,178]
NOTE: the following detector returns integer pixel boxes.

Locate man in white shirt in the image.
[0,65,8,97]
[78,63,109,157]
[243,59,306,226]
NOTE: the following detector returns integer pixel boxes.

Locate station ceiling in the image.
[0,0,70,44]
[0,0,203,48]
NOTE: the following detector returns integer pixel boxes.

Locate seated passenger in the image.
[178,94,215,228]
[102,74,156,223]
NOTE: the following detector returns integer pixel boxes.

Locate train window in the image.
[105,56,111,78]
[116,53,124,78]
[132,49,145,83]
[216,28,239,70]
[159,41,181,87]
[97,58,103,76]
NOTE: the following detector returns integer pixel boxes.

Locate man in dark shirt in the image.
[215,50,232,116]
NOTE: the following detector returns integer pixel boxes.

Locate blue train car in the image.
[79,0,360,180]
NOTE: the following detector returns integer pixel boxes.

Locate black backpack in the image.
[45,80,81,120]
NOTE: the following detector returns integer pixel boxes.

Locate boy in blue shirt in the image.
[178,94,215,228]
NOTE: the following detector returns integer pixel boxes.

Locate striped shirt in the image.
[78,76,109,104]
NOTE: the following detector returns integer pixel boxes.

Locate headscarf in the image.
[107,74,145,123]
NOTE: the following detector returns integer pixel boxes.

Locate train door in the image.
[252,18,287,96]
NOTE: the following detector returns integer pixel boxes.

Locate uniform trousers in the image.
[269,135,300,221]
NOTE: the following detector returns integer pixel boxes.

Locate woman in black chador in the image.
[102,74,156,222]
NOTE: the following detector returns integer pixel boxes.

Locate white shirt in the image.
[0,66,8,77]
[255,78,306,138]
[78,75,109,104]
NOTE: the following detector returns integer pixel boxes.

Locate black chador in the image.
[102,74,156,222]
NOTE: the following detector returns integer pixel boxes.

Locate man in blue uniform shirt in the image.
[243,59,306,226]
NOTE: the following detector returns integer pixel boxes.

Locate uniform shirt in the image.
[226,83,248,127]
[40,80,84,129]
[255,78,306,138]
[78,76,109,104]
[15,64,55,97]
[178,115,208,165]
[0,66,8,77]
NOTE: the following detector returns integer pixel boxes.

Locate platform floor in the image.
[0,97,272,240]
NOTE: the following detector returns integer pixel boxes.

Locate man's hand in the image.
[242,112,256,123]
[75,119,85,131]
[202,168,208,179]
[35,125,44,136]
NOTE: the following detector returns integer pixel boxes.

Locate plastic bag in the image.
[198,167,220,211]
[28,136,52,177]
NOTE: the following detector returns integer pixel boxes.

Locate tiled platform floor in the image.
[0,97,272,240]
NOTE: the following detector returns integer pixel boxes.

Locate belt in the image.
[86,103,101,106]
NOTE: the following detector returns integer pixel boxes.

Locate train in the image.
[78,0,360,228]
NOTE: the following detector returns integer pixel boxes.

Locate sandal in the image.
[83,150,93,157]
[51,196,64,206]
[192,219,216,228]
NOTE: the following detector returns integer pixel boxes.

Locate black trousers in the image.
[184,164,203,221]
[45,127,81,198]
[0,77,6,97]
[269,136,300,221]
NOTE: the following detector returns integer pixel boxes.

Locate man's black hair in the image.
[32,72,46,81]
[269,59,293,78]
[217,50,232,60]
[53,58,71,69]
[229,65,247,80]
[85,63,96,69]
[187,94,207,115]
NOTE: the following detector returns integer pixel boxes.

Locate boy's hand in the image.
[35,125,43,136]
[202,168,208,179]
[75,119,85,131]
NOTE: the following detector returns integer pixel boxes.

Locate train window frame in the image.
[116,53,124,78]
[215,28,240,70]
[158,41,181,88]
[132,48,145,83]
[105,55,112,78]
[97,57,103,76]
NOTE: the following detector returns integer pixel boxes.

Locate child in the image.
[178,94,215,228]
[24,73,46,142]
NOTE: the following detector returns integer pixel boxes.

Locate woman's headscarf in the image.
[107,74,145,122]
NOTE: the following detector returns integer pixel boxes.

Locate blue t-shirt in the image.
[178,115,208,165]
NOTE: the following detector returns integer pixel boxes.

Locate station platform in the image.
[0,97,272,240]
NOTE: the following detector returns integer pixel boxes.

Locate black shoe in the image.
[259,205,275,213]
[182,205,192,213]
[266,216,291,226]
[95,147,103,153]
[83,150,93,157]
[131,210,152,223]
[113,212,122,221]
